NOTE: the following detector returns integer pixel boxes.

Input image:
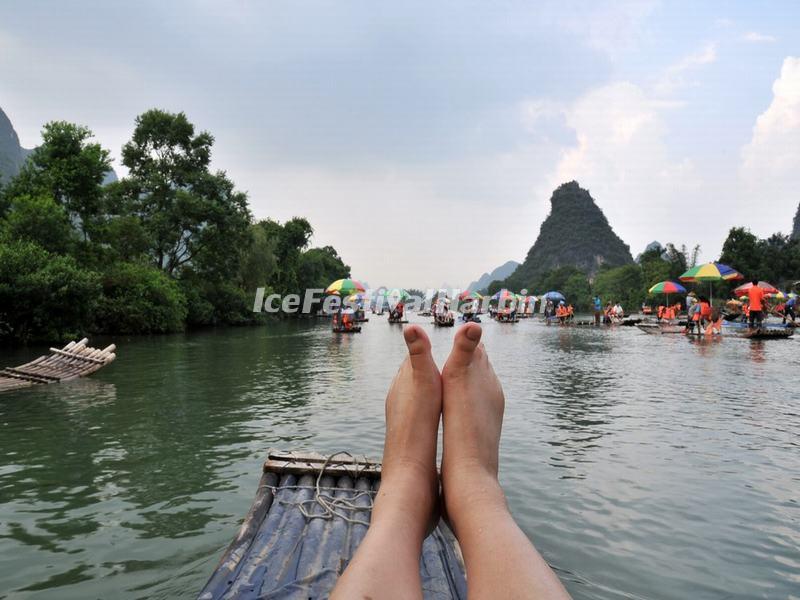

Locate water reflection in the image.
[0,318,798,599]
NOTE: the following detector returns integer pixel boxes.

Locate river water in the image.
[0,316,798,599]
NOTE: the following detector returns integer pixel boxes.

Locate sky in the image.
[1,1,799,289]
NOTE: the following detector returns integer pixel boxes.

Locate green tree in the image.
[297,246,351,292]
[4,121,112,240]
[0,241,100,342]
[94,262,187,334]
[720,227,761,278]
[1,194,74,254]
[593,264,645,312]
[257,217,314,294]
[109,109,251,277]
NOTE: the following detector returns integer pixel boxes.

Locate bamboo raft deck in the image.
[199,450,466,600]
[0,338,116,393]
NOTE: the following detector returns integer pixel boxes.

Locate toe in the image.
[403,325,435,371]
[446,323,482,369]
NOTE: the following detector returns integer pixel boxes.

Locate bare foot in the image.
[331,325,442,600]
[440,323,572,599]
[441,322,506,522]
[374,324,442,536]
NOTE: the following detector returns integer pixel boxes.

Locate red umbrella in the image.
[733,281,778,297]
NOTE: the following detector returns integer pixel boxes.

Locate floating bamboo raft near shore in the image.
[0,338,116,393]
[199,450,467,600]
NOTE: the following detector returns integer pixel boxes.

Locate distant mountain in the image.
[465,260,520,292]
[793,203,800,240]
[0,107,33,183]
[503,181,633,287]
[0,106,117,185]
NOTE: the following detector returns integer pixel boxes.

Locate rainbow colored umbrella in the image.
[680,262,743,305]
[325,278,366,296]
[767,291,787,301]
[458,290,483,301]
[648,280,686,309]
[679,263,743,282]
[648,281,687,295]
[733,281,778,297]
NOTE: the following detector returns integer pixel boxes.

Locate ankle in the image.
[372,468,438,540]
[443,469,508,529]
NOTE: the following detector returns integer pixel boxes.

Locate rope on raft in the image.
[260,451,376,527]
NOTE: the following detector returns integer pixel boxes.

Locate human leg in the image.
[331,325,442,600]
[440,324,571,599]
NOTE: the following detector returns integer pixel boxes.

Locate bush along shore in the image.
[0,110,349,344]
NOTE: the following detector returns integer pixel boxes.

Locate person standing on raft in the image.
[331,324,572,599]
[747,280,766,330]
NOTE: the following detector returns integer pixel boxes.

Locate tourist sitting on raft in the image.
[389,301,405,322]
[332,302,357,332]
[555,301,574,324]
[556,302,568,324]
[330,324,571,599]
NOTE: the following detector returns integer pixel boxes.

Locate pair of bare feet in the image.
[332,323,571,599]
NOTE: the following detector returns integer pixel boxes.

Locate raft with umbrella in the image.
[385,289,410,323]
[327,279,366,334]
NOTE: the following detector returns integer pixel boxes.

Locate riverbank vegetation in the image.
[489,232,800,312]
[0,111,349,343]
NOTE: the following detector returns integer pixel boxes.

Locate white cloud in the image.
[740,56,800,230]
[742,31,777,43]
[549,82,707,258]
[654,42,718,95]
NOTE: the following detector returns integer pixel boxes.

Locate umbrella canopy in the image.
[491,289,515,301]
[679,263,743,282]
[648,281,687,295]
[543,291,565,302]
[346,293,367,303]
[733,281,778,297]
[458,290,483,301]
[767,291,787,301]
[383,288,410,301]
[325,278,366,296]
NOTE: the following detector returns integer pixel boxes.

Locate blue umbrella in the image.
[543,291,565,302]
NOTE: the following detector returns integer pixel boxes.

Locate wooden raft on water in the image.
[199,450,467,600]
[0,338,116,393]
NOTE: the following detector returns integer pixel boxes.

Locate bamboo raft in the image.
[0,338,116,393]
[199,450,466,600]
[636,323,794,339]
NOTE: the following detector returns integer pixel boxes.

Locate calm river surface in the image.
[1,316,798,599]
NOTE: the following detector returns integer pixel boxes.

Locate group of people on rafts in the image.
[648,278,797,335]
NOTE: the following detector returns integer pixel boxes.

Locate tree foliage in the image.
[0,111,351,342]
[108,109,251,277]
[0,241,100,342]
[2,121,112,240]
